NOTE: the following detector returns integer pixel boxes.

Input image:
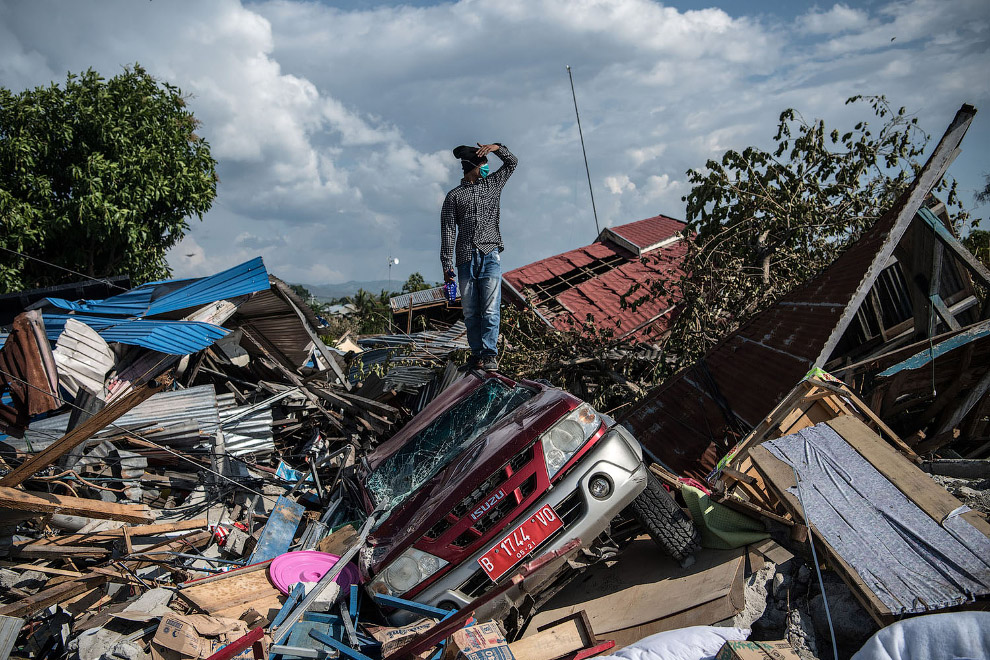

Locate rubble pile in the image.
[0,259,476,659]
[0,105,988,660]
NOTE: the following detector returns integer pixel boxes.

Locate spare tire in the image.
[627,470,700,563]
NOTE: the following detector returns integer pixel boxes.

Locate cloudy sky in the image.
[2,0,988,287]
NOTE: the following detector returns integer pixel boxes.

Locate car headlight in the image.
[368,547,448,596]
[541,404,601,479]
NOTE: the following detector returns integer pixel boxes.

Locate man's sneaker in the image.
[480,358,498,372]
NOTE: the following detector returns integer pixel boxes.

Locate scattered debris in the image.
[0,103,988,660]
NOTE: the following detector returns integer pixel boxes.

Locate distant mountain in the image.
[297,280,395,301]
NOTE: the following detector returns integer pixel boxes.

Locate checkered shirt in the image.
[440,144,517,273]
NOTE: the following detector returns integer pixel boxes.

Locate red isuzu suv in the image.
[357,371,697,620]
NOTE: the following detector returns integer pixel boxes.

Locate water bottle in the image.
[444,270,458,302]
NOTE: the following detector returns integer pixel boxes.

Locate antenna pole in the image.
[567,65,600,235]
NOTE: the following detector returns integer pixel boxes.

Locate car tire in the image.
[627,470,700,563]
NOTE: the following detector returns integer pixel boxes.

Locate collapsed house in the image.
[621,105,989,480]
[0,105,987,660]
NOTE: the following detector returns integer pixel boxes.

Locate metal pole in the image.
[567,65,600,235]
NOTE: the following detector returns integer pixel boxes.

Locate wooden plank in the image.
[12,543,109,559]
[0,575,108,618]
[0,487,154,523]
[526,542,745,638]
[827,415,990,538]
[919,206,990,288]
[91,518,207,539]
[509,612,595,660]
[0,562,84,578]
[178,563,282,615]
[748,445,891,626]
[0,376,167,487]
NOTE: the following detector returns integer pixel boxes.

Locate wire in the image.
[0,245,130,291]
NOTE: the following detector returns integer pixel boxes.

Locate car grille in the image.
[457,488,587,599]
[423,445,538,548]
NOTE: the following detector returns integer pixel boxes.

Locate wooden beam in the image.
[931,294,962,331]
[814,105,976,366]
[0,574,108,618]
[918,207,990,288]
[241,327,344,432]
[0,487,154,524]
[12,543,110,559]
[0,376,167,487]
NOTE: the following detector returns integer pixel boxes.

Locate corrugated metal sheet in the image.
[43,314,228,355]
[350,322,468,385]
[389,286,451,312]
[217,393,275,457]
[0,613,24,660]
[95,385,221,448]
[503,219,688,342]
[620,106,977,480]
[40,257,270,317]
[5,413,70,453]
[234,281,318,368]
[52,318,115,396]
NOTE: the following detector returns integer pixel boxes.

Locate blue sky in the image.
[2,0,988,286]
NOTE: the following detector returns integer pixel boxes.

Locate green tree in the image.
[401,272,433,294]
[348,288,394,334]
[963,229,990,270]
[976,173,990,205]
[648,95,968,374]
[0,65,217,292]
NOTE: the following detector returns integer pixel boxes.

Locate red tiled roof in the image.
[606,215,686,251]
[503,216,688,342]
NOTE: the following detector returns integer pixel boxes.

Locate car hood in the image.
[363,380,576,568]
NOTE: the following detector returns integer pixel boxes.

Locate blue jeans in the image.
[458,248,501,360]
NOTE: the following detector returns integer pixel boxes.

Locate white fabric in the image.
[852,612,990,660]
[599,626,750,660]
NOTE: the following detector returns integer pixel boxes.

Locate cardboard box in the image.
[449,622,516,660]
[366,618,437,657]
[715,640,801,660]
[150,613,252,660]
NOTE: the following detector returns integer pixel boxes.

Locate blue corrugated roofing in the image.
[42,314,228,355]
[43,257,270,317]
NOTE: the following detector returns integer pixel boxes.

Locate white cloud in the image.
[799,4,870,35]
[0,0,986,286]
[605,174,636,194]
[642,174,681,200]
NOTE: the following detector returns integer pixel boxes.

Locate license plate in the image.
[478,504,563,581]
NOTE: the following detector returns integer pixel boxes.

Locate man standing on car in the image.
[440,142,517,371]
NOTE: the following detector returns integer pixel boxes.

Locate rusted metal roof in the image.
[620,105,977,480]
[503,215,688,342]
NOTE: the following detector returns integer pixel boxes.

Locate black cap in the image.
[453,145,486,169]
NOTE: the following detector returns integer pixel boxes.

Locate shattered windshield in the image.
[366,379,534,512]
